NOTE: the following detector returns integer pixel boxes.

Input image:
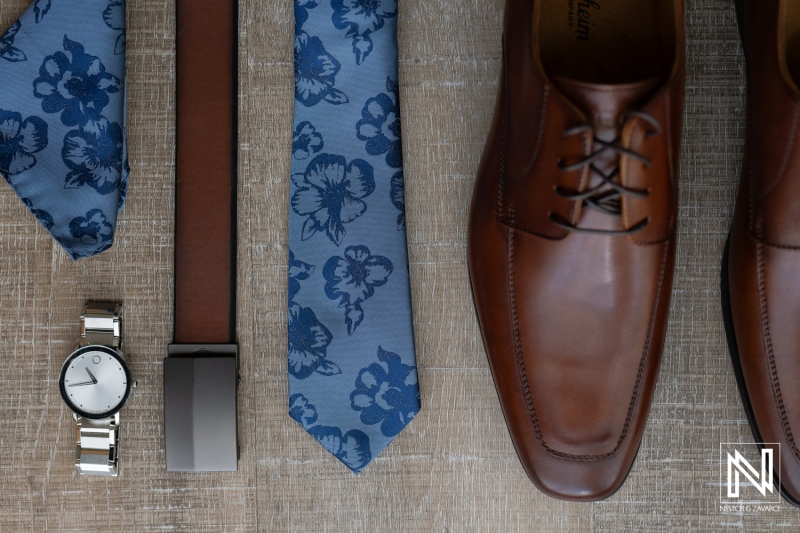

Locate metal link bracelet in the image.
[73,302,125,476]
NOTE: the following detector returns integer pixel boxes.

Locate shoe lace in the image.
[549,111,662,236]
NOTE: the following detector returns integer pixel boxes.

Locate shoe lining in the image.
[538,0,668,84]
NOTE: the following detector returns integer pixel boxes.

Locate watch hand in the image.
[68,380,97,387]
[85,367,98,384]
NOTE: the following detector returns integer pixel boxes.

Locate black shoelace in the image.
[549,111,662,236]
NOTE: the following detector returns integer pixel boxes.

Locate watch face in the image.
[59,345,132,419]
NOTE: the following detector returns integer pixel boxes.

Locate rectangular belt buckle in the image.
[164,344,239,472]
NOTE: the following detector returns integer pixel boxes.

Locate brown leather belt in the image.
[174,0,237,343]
[163,0,239,472]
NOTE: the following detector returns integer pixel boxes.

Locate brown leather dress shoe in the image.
[467,0,685,501]
[723,0,800,508]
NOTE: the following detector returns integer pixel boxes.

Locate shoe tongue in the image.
[551,75,661,128]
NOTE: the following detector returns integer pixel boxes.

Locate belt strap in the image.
[174,0,237,344]
[164,0,239,473]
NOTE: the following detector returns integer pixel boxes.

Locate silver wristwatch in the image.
[58,302,135,476]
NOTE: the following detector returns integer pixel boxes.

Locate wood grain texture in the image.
[0,0,796,530]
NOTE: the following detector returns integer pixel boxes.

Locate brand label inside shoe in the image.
[566,0,601,43]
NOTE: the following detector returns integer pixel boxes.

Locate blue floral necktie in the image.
[0,0,127,259]
[288,0,420,473]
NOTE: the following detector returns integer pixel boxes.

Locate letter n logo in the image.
[727,448,773,497]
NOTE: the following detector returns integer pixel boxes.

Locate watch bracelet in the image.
[74,301,125,476]
[80,301,123,349]
[75,414,120,477]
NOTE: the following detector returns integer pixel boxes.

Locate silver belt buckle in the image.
[163,344,239,472]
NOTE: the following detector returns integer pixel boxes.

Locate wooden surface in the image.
[0,0,796,531]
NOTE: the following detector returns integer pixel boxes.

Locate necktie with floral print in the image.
[288,0,420,473]
[0,0,127,259]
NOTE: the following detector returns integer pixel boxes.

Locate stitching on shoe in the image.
[756,241,800,462]
[570,112,591,228]
[663,95,679,239]
[759,106,799,198]
[507,227,669,461]
[624,115,674,247]
[665,95,676,192]
[497,42,508,222]
[512,85,550,180]
[747,110,757,236]
[499,83,554,234]
[753,236,800,250]
[499,89,575,239]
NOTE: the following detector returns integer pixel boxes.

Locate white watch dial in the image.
[63,349,129,416]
